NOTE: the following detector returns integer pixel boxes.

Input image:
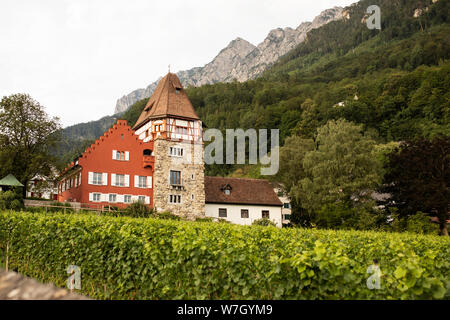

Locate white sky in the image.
[0,0,356,128]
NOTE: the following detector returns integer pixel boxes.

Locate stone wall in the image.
[153,138,205,219]
[0,269,90,300]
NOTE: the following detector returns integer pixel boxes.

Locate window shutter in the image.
[145,196,150,204]
[88,172,93,185]
[111,174,116,186]
[147,176,152,188]
[125,151,129,161]
[112,150,117,160]
[102,173,108,186]
[134,175,139,188]
[89,193,93,201]
[125,175,130,187]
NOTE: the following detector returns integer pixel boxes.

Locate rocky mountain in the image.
[114,6,344,114]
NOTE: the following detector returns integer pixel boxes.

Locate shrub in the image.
[252,218,277,227]
[195,217,214,223]
[0,190,23,210]
[406,212,440,235]
[154,211,180,221]
[123,201,153,218]
[0,211,448,300]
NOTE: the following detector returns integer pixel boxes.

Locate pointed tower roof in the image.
[133,73,200,130]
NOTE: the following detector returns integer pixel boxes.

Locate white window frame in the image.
[138,176,147,188]
[124,195,132,204]
[93,193,102,202]
[109,194,117,203]
[115,174,125,187]
[169,147,184,157]
[93,172,102,185]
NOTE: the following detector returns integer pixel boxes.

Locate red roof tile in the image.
[133,73,200,130]
[205,176,282,206]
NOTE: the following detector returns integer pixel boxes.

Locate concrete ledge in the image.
[0,269,90,300]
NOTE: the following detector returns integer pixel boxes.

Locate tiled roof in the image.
[205,176,282,206]
[133,73,200,130]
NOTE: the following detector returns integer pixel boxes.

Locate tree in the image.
[274,135,315,226]
[383,136,449,236]
[294,119,382,212]
[0,94,61,196]
[275,135,315,194]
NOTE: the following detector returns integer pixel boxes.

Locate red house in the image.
[58,120,154,209]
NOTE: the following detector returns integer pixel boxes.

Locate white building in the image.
[27,174,58,200]
[205,177,283,227]
[273,186,292,225]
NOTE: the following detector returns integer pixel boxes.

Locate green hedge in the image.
[0,211,449,300]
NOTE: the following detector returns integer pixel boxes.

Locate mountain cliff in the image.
[114,6,344,114]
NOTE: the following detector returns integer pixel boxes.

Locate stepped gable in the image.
[62,120,142,174]
[204,176,282,206]
[133,73,200,130]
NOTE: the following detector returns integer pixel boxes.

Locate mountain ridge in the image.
[114,6,345,114]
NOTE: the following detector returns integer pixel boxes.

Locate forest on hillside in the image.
[117,0,449,175]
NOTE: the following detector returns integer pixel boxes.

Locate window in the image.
[109,194,117,203]
[169,195,181,204]
[283,214,291,220]
[115,151,125,161]
[241,209,249,219]
[170,170,181,185]
[113,150,128,161]
[138,176,147,188]
[219,208,227,218]
[283,203,291,209]
[169,147,183,157]
[143,149,152,156]
[154,124,162,132]
[262,210,270,219]
[176,88,181,94]
[138,196,146,203]
[115,174,124,187]
[93,193,101,202]
[93,172,102,185]
[124,195,132,203]
[176,127,188,135]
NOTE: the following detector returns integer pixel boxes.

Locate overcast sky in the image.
[0,0,356,128]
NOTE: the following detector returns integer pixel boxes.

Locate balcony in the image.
[142,155,154,169]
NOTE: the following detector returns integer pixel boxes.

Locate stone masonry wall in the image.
[153,138,205,219]
[0,268,90,300]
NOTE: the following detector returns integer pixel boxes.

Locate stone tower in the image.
[133,73,205,219]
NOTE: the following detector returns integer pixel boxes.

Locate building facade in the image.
[58,119,154,208]
[58,73,205,218]
[274,186,292,225]
[57,73,282,224]
[132,72,205,219]
[205,177,283,227]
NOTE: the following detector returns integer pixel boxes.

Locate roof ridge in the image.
[205,176,271,182]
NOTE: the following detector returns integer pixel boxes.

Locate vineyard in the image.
[0,211,449,299]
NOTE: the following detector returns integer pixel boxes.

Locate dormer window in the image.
[221,184,232,195]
